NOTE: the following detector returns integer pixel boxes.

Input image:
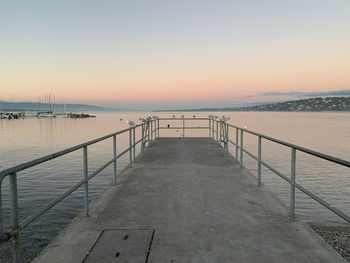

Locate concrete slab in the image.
[33,138,346,263]
[84,229,154,263]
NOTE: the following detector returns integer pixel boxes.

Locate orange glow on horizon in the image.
[2,1,350,106]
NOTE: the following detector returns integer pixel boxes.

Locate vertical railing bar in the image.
[113,135,117,185]
[153,120,155,140]
[258,136,262,187]
[153,119,155,139]
[208,117,210,137]
[141,123,144,154]
[150,121,153,143]
[235,128,239,160]
[224,123,226,148]
[226,124,229,152]
[157,119,160,138]
[216,121,218,142]
[129,128,133,167]
[209,117,211,138]
[182,119,185,138]
[213,120,215,139]
[222,122,224,148]
[148,122,150,147]
[221,121,223,145]
[9,172,20,263]
[219,121,222,146]
[132,127,136,164]
[83,146,89,217]
[222,122,224,146]
[213,119,215,138]
[0,183,4,241]
[219,121,222,145]
[240,129,243,169]
[290,148,296,220]
[223,122,225,148]
[149,121,151,142]
[224,122,226,148]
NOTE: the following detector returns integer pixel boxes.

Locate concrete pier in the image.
[33,138,345,263]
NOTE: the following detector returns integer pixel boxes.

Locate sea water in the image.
[0,112,349,262]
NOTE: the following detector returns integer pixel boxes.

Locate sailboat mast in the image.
[49,93,52,112]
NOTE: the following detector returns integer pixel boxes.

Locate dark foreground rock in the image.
[310,224,350,262]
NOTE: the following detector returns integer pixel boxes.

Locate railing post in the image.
[235,128,239,161]
[225,124,229,152]
[222,123,225,149]
[157,119,160,138]
[153,120,156,140]
[153,119,156,139]
[209,117,211,138]
[182,119,185,138]
[150,121,153,143]
[240,129,243,169]
[132,127,136,164]
[213,119,215,138]
[290,148,296,220]
[258,136,262,187]
[9,172,20,263]
[0,182,5,242]
[129,128,133,167]
[216,121,218,142]
[148,123,150,147]
[113,135,117,185]
[219,121,222,146]
[222,122,224,148]
[141,123,144,154]
[83,146,89,217]
[210,118,212,138]
[223,123,226,148]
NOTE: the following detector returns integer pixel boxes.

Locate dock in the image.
[33,138,345,263]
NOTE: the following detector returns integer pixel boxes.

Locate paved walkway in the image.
[34,138,345,263]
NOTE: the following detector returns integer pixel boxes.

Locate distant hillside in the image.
[231,97,350,112]
[157,96,350,112]
[0,101,116,112]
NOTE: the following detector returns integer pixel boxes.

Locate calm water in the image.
[0,112,349,262]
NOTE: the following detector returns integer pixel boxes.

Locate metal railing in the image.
[1,115,350,262]
[208,115,350,224]
[158,117,209,137]
[0,119,159,262]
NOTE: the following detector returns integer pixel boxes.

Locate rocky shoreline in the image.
[309,224,350,262]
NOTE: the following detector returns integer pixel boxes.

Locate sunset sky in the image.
[1,0,349,109]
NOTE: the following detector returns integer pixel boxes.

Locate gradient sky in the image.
[1,0,349,109]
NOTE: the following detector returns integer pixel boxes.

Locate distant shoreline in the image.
[154,96,350,112]
[154,109,350,112]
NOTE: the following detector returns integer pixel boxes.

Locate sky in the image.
[1,0,349,110]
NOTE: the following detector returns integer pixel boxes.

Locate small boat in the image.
[24,111,36,118]
[0,113,9,119]
[36,111,54,118]
[54,112,69,118]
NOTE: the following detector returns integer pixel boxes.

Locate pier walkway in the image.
[33,138,345,263]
